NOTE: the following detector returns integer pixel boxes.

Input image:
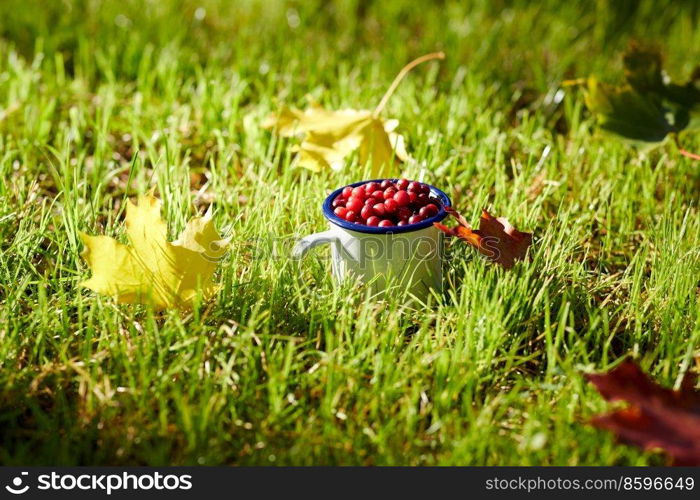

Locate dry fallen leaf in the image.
[263,52,443,175]
[80,191,228,310]
[587,361,700,466]
[262,102,408,176]
[435,207,532,269]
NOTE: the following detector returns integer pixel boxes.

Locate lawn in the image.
[0,0,699,466]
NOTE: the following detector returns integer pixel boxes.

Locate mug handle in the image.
[292,230,340,260]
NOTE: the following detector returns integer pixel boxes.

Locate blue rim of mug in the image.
[322,179,452,234]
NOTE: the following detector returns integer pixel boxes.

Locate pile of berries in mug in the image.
[332,179,442,227]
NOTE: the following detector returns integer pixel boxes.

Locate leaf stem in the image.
[679,148,700,161]
[673,135,700,161]
[373,52,445,118]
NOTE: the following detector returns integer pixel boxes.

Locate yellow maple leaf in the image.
[263,103,408,176]
[79,191,228,310]
[263,52,443,176]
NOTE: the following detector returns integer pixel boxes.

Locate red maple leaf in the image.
[435,207,533,269]
[586,361,700,465]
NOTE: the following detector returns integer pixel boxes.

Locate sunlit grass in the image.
[0,0,699,465]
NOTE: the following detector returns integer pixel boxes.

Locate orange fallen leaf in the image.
[586,361,700,465]
[435,207,532,269]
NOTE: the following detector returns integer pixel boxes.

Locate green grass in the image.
[1,0,699,465]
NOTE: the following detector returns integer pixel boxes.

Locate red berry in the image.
[378,219,393,227]
[380,179,393,189]
[383,198,398,214]
[332,197,346,208]
[408,191,418,203]
[345,210,358,222]
[397,220,408,226]
[334,207,348,219]
[373,203,386,217]
[407,181,421,192]
[408,214,424,224]
[394,190,410,207]
[346,197,364,212]
[342,186,353,198]
[364,182,379,193]
[364,197,378,206]
[416,193,430,206]
[371,190,384,201]
[420,203,439,218]
[396,178,409,190]
[366,216,380,226]
[421,183,431,194]
[351,186,366,199]
[361,205,374,220]
[397,206,412,219]
[383,187,397,199]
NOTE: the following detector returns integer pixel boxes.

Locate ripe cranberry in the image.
[397,206,412,219]
[396,178,409,190]
[346,197,364,213]
[416,193,430,206]
[353,186,368,200]
[371,190,384,201]
[334,181,440,227]
[407,181,421,192]
[373,203,386,217]
[420,203,439,218]
[394,190,410,207]
[383,187,397,199]
[364,182,379,193]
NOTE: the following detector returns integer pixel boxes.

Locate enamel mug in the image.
[292,179,451,302]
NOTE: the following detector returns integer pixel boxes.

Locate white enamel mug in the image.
[292,179,452,302]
